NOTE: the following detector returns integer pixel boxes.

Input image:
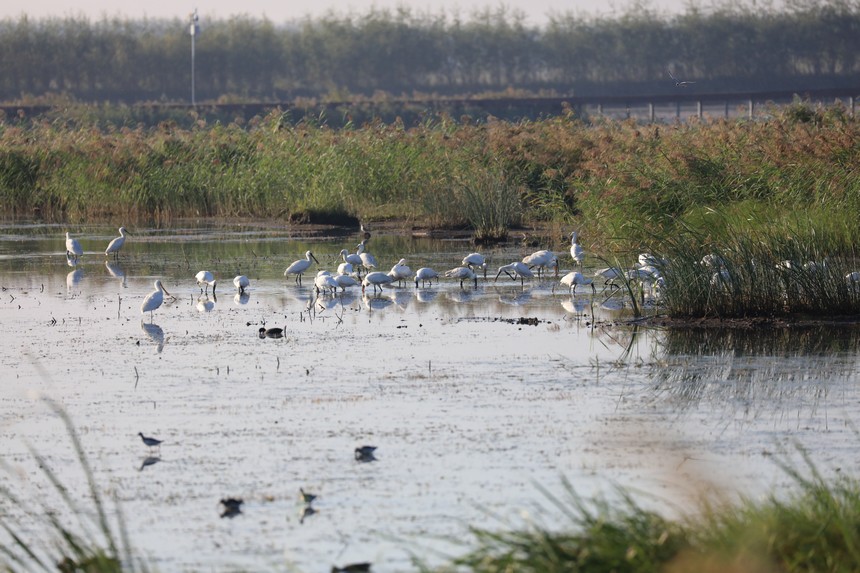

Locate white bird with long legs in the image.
[141,279,172,320]
[462,253,488,278]
[445,266,478,288]
[333,273,360,292]
[569,232,585,267]
[339,248,363,273]
[105,226,130,259]
[522,250,558,278]
[284,251,320,285]
[494,262,534,286]
[195,270,217,294]
[356,241,377,274]
[558,271,595,294]
[414,267,439,288]
[313,270,339,295]
[65,232,83,261]
[362,271,395,294]
[233,275,250,294]
[594,267,624,289]
[389,258,412,286]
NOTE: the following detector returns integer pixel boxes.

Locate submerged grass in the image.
[431,448,860,573]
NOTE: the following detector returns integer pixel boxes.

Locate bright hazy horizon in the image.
[0,0,755,26]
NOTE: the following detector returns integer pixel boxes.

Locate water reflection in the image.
[66,269,83,289]
[363,294,393,311]
[139,456,161,471]
[415,289,438,303]
[140,322,166,353]
[105,261,127,288]
[196,294,216,312]
[446,289,477,304]
[495,286,533,307]
[561,298,589,314]
[652,326,860,414]
[234,292,250,305]
[299,504,317,524]
[65,254,78,268]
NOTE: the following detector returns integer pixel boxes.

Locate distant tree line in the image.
[0,0,859,104]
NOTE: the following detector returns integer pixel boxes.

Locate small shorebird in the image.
[219,497,243,518]
[355,445,377,462]
[300,488,318,504]
[138,432,163,450]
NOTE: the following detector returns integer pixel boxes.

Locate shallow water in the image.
[1,221,859,572]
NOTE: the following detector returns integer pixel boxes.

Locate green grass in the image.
[429,448,860,573]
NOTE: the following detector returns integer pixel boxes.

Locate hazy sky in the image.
[0,0,704,26]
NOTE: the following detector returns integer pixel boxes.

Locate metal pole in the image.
[190,9,198,106]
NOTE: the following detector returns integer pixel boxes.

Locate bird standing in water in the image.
[105,227,130,259]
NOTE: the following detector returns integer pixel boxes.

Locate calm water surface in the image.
[1,221,859,572]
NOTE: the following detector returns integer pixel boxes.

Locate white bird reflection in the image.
[415,289,438,303]
[66,269,84,289]
[105,260,127,288]
[362,294,394,310]
[196,294,216,312]
[234,292,251,305]
[140,321,165,353]
[65,254,78,268]
[562,298,589,314]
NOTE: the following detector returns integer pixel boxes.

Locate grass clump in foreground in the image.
[433,450,860,573]
[0,399,142,573]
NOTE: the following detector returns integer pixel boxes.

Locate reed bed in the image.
[1,103,859,247]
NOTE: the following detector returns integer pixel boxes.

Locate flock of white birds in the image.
[61,227,678,321]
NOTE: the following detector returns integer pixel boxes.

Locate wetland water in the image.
[1,221,860,572]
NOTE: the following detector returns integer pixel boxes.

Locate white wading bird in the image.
[105,226,130,259]
[414,267,439,288]
[195,270,217,294]
[356,241,377,274]
[494,261,534,286]
[284,251,320,285]
[361,271,395,294]
[569,231,585,267]
[141,279,172,320]
[233,275,250,294]
[65,232,83,261]
[445,266,478,288]
[389,258,412,286]
[558,271,595,294]
[462,253,488,278]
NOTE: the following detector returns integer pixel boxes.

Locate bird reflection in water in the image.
[196,293,216,312]
[415,289,438,303]
[234,291,250,305]
[138,456,161,471]
[104,260,127,288]
[561,298,588,314]
[299,504,317,524]
[66,268,84,290]
[362,294,393,311]
[140,322,165,353]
